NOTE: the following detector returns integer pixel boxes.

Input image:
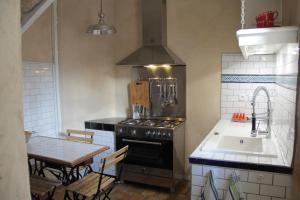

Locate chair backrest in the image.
[96,146,128,193]
[101,145,129,171]
[66,129,95,144]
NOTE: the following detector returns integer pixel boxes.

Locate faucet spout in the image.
[251,86,271,138]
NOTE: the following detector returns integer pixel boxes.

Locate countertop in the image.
[85,117,125,131]
[189,120,292,174]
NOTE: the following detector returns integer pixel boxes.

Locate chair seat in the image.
[66,172,115,197]
[30,175,61,197]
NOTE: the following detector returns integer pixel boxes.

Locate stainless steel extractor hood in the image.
[117,0,185,66]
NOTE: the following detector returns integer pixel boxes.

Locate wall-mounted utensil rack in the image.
[149,77,178,107]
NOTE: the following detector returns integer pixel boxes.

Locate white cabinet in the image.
[87,129,116,175]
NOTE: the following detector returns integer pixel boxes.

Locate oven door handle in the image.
[121,138,162,146]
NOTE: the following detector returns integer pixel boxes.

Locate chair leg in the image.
[91,192,100,200]
[46,186,57,200]
[64,190,71,200]
[72,192,77,200]
[102,188,113,200]
[32,194,40,200]
[28,159,33,174]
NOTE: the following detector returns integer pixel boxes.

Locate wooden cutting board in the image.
[129,80,150,108]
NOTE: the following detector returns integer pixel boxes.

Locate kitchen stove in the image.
[115,118,185,192]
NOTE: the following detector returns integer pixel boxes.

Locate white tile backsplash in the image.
[221,83,276,119]
[221,50,298,167]
[276,43,299,75]
[222,54,276,75]
[23,62,59,137]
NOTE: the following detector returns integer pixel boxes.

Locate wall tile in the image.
[260,184,286,198]
[240,182,260,194]
[215,178,229,190]
[192,165,203,176]
[203,165,225,179]
[192,175,207,187]
[191,185,202,196]
[248,171,273,184]
[247,194,271,200]
[273,174,292,187]
[23,62,58,137]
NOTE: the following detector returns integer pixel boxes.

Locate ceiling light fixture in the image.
[87,0,116,36]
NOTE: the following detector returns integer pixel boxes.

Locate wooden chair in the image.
[45,129,95,181]
[30,175,62,200]
[66,129,95,144]
[67,129,95,175]
[64,145,129,200]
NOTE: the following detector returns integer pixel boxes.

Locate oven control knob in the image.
[152,131,156,137]
[118,128,123,134]
[157,132,161,137]
[131,129,136,136]
[167,133,171,138]
[162,133,166,137]
[145,130,151,137]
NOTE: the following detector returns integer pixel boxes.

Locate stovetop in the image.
[117,118,184,129]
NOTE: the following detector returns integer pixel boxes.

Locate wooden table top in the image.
[27,136,109,167]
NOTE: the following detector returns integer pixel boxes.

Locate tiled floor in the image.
[54,181,190,200]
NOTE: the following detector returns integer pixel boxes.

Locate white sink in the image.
[200,120,278,158]
[217,136,263,154]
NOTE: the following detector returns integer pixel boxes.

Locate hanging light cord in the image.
[100,0,103,15]
[98,0,104,23]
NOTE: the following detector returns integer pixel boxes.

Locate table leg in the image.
[61,166,79,185]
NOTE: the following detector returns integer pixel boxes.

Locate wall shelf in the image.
[236,26,299,59]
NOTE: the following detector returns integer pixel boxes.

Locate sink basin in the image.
[201,134,277,157]
[217,136,263,154]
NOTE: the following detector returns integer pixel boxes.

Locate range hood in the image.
[236,26,299,59]
[117,0,185,66]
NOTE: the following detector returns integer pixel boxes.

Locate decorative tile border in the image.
[276,74,298,90]
[222,74,298,90]
[222,74,275,83]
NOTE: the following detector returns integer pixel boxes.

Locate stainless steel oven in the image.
[115,118,185,192]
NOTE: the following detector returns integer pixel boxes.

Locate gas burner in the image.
[118,118,184,129]
[142,120,156,127]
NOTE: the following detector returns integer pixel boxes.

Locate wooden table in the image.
[27,136,109,184]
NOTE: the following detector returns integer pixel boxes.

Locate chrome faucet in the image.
[251,86,271,138]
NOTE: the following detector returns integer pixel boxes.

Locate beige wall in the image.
[0,1,31,199]
[58,0,117,130]
[21,0,118,130]
[22,5,53,62]
[114,0,241,171]
[114,0,141,117]
[168,1,240,167]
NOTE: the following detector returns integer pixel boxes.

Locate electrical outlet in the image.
[239,94,248,102]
